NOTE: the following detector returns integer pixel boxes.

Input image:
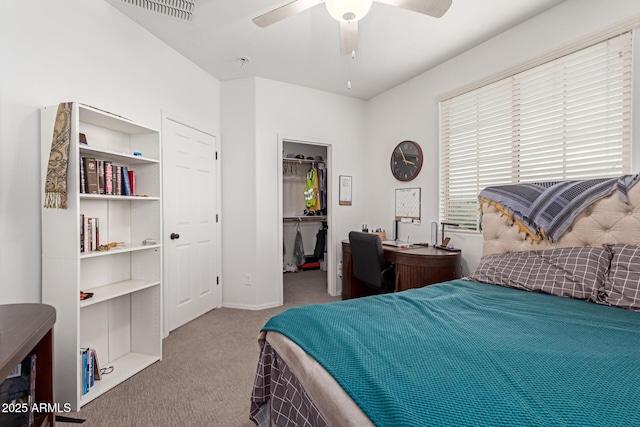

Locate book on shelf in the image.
[84,217,89,252]
[80,216,100,252]
[79,132,89,146]
[94,217,100,248]
[80,158,140,197]
[29,353,36,426]
[89,349,94,388]
[80,214,85,253]
[82,157,99,194]
[89,217,99,251]
[88,219,93,252]
[81,348,89,395]
[92,349,102,381]
[97,160,105,194]
[104,161,114,195]
[121,166,131,196]
[115,166,122,195]
[128,169,136,196]
[79,158,86,194]
[1,354,37,427]
[80,348,100,395]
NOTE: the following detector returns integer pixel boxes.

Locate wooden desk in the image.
[0,304,56,427]
[342,241,461,299]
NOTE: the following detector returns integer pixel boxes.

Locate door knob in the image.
[170,233,180,240]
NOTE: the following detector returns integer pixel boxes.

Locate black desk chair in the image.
[348,231,396,293]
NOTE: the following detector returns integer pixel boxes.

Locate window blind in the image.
[439,31,632,231]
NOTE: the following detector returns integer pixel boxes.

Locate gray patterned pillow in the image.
[468,247,611,301]
[602,244,640,311]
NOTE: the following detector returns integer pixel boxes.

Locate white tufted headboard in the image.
[482,181,640,256]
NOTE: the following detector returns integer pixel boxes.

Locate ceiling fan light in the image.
[325,0,373,22]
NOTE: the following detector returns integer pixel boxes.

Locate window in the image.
[439,32,632,231]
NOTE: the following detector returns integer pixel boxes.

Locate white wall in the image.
[0,0,220,304]
[220,78,258,307]
[366,0,640,276]
[221,77,368,309]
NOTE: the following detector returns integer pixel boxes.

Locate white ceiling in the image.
[106,0,567,100]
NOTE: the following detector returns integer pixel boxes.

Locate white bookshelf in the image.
[41,102,162,411]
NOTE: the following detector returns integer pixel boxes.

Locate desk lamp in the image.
[440,222,459,248]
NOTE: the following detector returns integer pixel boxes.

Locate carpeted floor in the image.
[57,269,338,426]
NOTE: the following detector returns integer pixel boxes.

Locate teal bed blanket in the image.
[262,280,640,426]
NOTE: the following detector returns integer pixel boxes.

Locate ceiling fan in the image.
[252,0,453,55]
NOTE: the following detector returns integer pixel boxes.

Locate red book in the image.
[128,170,136,196]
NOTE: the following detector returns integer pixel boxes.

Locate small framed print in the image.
[339,175,352,206]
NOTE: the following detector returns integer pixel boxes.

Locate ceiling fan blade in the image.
[252,0,321,28]
[378,0,452,18]
[340,21,358,55]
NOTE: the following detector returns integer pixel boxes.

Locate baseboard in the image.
[222,301,282,311]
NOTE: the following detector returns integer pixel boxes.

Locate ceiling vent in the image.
[119,0,196,21]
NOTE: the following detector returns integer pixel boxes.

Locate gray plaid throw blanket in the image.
[479,174,640,241]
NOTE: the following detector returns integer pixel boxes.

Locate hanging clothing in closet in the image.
[313,222,328,260]
[303,168,320,212]
[303,163,327,216]
[293,223,305,267]
[318,163,327,215]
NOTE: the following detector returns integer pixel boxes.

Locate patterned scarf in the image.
[44,102,72,209]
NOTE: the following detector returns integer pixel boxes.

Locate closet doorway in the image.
[279,137,335,301]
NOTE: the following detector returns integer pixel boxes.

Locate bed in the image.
[250,177,640,427]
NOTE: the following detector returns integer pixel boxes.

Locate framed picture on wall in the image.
[339,175,352,206]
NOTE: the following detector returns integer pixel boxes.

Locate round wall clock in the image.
[390,140,423,182]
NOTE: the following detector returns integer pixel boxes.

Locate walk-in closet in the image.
[282,140,329,298]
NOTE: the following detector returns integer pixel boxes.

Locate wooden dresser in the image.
[0,304,56,427]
